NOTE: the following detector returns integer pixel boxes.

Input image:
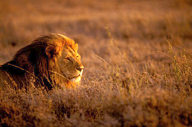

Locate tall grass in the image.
[1,41,192,127]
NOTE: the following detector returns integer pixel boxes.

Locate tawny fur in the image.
[0,34,83,90]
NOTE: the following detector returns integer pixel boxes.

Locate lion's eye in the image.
[65,57,72,62]
[65,57,70,60]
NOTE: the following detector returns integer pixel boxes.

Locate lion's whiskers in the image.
[48,70,68,80]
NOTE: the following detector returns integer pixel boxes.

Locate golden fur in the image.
[0,34,84,90]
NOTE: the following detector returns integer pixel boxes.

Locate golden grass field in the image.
[0,0,192,126]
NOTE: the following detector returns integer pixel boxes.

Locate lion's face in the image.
[40,34,84,88]
[58,45,84,84]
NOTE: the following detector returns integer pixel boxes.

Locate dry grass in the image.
[0,0,192,126]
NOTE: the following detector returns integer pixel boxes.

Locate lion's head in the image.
[0,34,84,89]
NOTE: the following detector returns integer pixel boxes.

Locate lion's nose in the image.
[76,66,84,72]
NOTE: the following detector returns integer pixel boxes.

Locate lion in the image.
[0,34,84,90]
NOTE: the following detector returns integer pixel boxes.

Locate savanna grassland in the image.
[0,0,192,126]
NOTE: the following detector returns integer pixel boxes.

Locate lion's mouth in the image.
[70,74,81,80]
[56,70,83,83]
[69,70,83,82]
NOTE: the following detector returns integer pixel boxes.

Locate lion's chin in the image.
[70,76,81,83]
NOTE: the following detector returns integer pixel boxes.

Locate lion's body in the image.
[0,34,84,90]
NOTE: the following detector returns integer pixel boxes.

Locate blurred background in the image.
[0,0,191,63]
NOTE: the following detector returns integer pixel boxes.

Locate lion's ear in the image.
[45,45,61,59]
[46,46,55,58]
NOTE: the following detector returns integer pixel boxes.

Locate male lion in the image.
[0,34,84,90]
